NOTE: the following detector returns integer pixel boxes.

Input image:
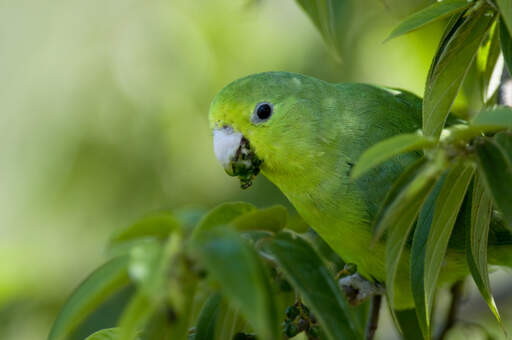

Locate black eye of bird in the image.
[253,102,273,122]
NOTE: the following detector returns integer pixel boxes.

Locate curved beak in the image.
[212,126,262,189]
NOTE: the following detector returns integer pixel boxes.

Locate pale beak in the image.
[213,126,244,175]
[212,125,262,189]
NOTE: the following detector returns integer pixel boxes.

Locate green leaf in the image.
[466,175,502,325]
[495,131,512,161]
[48,257,130,340]
[119,235,184,340]
[477,23,502,102]
[497,0,512,36]
[193,203,287,237]
[423,3,496,138]
[213,302,246,340]
[351,133,436,180]
[383,156,446,311]
[386,0,471,41]
[301,230,370,333]
[84,328,122,340]
[231,205,288,233]
[191,227,280,340]
[499,18,512,76]
[142,305,178,340]
[118,293,156,340]
[471,106,512,128]
[411,175,447,339]
[385,187,430,311]
[417,162,474,339]
[192,202,256,237]
[475,138,512,228]
[294,0,352,60]
[109,212,180,247]
[394,309,424,340]
[264,232,362,340]
[285,214,310,233]
[194,294,222,340]
[373,155,445,241]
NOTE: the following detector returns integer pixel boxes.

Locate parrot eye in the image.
[252,102,273,123]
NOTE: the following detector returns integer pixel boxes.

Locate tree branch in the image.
[437,280,464,340]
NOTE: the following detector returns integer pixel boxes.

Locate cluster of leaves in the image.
[47,203,370,340]
[343,0,512,338]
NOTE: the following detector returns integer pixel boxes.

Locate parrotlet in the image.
[208,71,512,309]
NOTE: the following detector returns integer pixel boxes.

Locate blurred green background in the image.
[0,0,510,339]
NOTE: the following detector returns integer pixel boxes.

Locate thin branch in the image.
[365,294,382,340]
[437,280,464,340]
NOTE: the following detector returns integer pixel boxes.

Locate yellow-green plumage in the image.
[209,71,512,309]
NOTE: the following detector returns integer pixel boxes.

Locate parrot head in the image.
[209,72,334,189]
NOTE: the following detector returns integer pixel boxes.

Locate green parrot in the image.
[208,71,512,310]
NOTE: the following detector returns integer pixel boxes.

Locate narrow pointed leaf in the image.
[466,175,502,325]
[48,256,130,340]
[497,0,512,36]
[294,0,352,60]
[422,162,474,338]
[191,228,280,340]
[351,133,436,180]
[264,232,363,340]
[194,294,222,340]
[471,106,512,128]
[475,138,512,228]
[500,19,512,74]
[386,0,471,41]
[383,157,447,310]
[423,4,496,138]
[373,156,445,241]
[411,175,447,339]
[477,23,502,102]
[84,328,122,340]
[385,187,430,310]
[394,309,424,340]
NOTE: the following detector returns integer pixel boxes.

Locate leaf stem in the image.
[365,294,382,340]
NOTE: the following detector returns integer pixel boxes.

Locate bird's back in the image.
[338,83,512,267]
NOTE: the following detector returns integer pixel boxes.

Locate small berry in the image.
[297,318,308,331]
[285,306,300,320]
[284,323,299,337]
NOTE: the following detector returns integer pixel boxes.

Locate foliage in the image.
[48,0,512,339]
[352,0,512,338]
[49,205,367,340]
